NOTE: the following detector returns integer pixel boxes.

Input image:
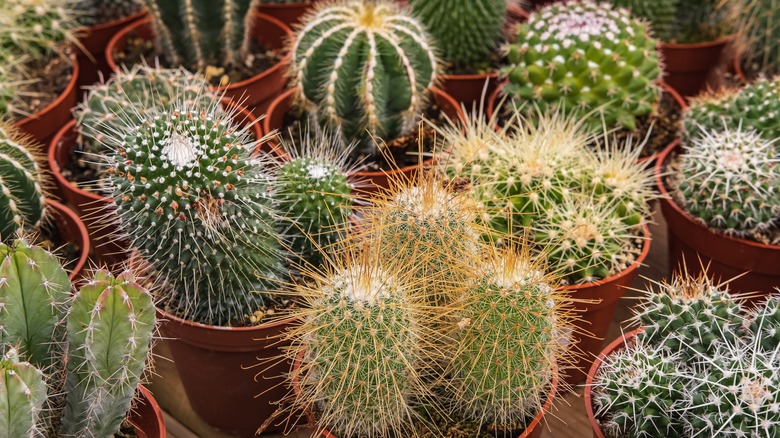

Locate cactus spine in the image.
[0,124,48,239]
[0,0,78,61]
[291,0,438,149]
[0,349,47,438]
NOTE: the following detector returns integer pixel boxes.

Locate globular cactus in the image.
[683,77,780,143]
[605,0,679,41]
[0,0,78,60]
[74,0,143,27]
[409,0,508,67]
[747,293,780,352]
[142,0,261,72]
[592,339,686,438]
[291,0,438,149]
[672,128,780,238]
[61,269,155,437]
[0,124,48,240]
[0,349,47,438]
[105,95,284,326]
[733,0,780,76]
[503,0,662,133]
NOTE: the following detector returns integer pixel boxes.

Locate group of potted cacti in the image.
[0,0,778,437]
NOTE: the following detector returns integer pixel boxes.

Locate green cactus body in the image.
[503,1,662,132]
[0,239,70,370]
[107,98,283,325]
[606,0,679,41]
[748,295,780,352]
[143,0,258,71]
[75,0,143,27]
[61,270,155,437]
[592,340,686,438]
[0,0,77,60]
[674,128,780,237]
[0,349,47,438]
[291,0,438,149]
[0,125,47,239]
[737,0,780,75]
[683,78,780,144]
[0,59,32,120]
[409,0,507,67]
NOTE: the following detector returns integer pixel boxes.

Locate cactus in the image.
[0,349,47,438]
[409,0,508,67]
[592,338,686,438]
[142,0,261,72]
[605,0,679,41]
[104,94,284,326]
[0,0,78,61]
[747,293,780,352]
[503,0,662,133]
[734,0,780,76]
[671,127,780,238]
[0,124,48,240]
[75,0,143,27]
[291,0,438,149]
[682,77,780,144]
[605,0,730,43]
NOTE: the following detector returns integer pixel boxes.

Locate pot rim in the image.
[659,33,736,50]
[15,52,79,131]
[44,199,89,281]
[130,385,167,438]
[155,304,297,333]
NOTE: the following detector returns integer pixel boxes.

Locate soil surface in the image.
[11,52,73,122]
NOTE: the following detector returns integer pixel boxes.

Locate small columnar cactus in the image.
[673,128,780,237]
[409,0,508,67]
[74,0,143,27]
[503,0,662,132]
[747,294,780,352]
[0,348,47,438]
[734,0,780,75]
[0,124,47,240]
[291,0,438,149]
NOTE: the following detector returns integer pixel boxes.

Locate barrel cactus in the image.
[734,0,780,75]
[75,0,143,26]
[409,0,508,67]
[0,124,48,240]
[503,0,662,133]
[0,348,48,438]
[291,0,438,149]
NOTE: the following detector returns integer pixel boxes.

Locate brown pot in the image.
[45,199,89,281]
[732,51,749,84]
[130,385,167,438]
[584,328,643,438]
[263,87,464,194]
[76,10,148,92]
[660,35,735,98]
[656,140,780,298]
[561,224,651,384]
[48,102,264,270]
[157,306,295,437]
[257,1,320,27]
[14,53,79,147]
[105,13,293,118]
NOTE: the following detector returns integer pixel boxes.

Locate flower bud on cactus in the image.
[592,338,686,438]
[0,125,48,239]
[409,0,508,67]
[747,293,780,352]
[503,0,662,132]
[0,348,47,438]
[734,0,780,75]
[291,0,438,149]
[75,0,143,27]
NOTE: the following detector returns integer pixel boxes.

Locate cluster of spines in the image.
[0,124,48,240]
[0,0,78,61]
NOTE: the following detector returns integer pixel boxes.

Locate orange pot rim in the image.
[16,52,79,130]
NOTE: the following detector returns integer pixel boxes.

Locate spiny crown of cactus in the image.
[0,123,48,240]
[734,0,780,76]
[592,338,686,438]
[683,77,780,144]
[291,0,438,150]
[673,127,780,238]
[143,0,261,72]
[74,0,142,27]
[503,0,662,133]
[409,0,508,67]
[747,293,780,353]
[104,93,284,326]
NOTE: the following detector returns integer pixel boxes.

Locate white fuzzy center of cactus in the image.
[548,9,621,41]
[307,162,332,179]
[162,133,199,168]
[718,149,747,172]
[739,377,770,410]
[332,266,393,305]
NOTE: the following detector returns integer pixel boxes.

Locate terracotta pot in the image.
[264,87,464,194]
[45,199,89,281]
[659,35,735,98]
[157,306,295,437]
[14,53,79,147]
[76,10,148,92]
[561,224,651,384]
[48,102,264,270]
[257,1,320,27]
[732,51,749,84]
[584,328,644,438]
[130,385,167,438]
[656,140,780,298]
[105,13,293,117]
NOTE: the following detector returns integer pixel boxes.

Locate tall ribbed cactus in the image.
[0,349,47,438]
[291,0,438,149]
[0,124,47,241]
[142,0,261,71]
[735,0,780,75]
[409,0,508,67]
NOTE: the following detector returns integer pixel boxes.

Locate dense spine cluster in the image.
[0,124,47,240]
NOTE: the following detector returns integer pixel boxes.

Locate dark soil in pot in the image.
[10,53,73,122]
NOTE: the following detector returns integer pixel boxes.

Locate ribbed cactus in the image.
[747,294,780,352]
[503,0,662,132]
[606,0,729,43]
[592,339,686,438]
[683,77,780,143]
[142,0,261,72]
[291,0,438,149]
[75,0,143,26]
[672,128,780,237]
[605,0,679,41]
[735,0,780,75]
[0,349,47,438]
[105,95,283,325]
[0,0,78,60]
[0,124,47,240]
[409,0,508,67]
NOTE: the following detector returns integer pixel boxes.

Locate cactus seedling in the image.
[0,124,48,240]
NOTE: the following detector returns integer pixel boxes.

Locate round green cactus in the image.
[503,0,662,132]
[291,0,438,149]
[409,0,508,67]
[0,348,47,438]
[0,124,47,240]
[75,0,143,26]
[747,294,780,352]
[673,128,780,237]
